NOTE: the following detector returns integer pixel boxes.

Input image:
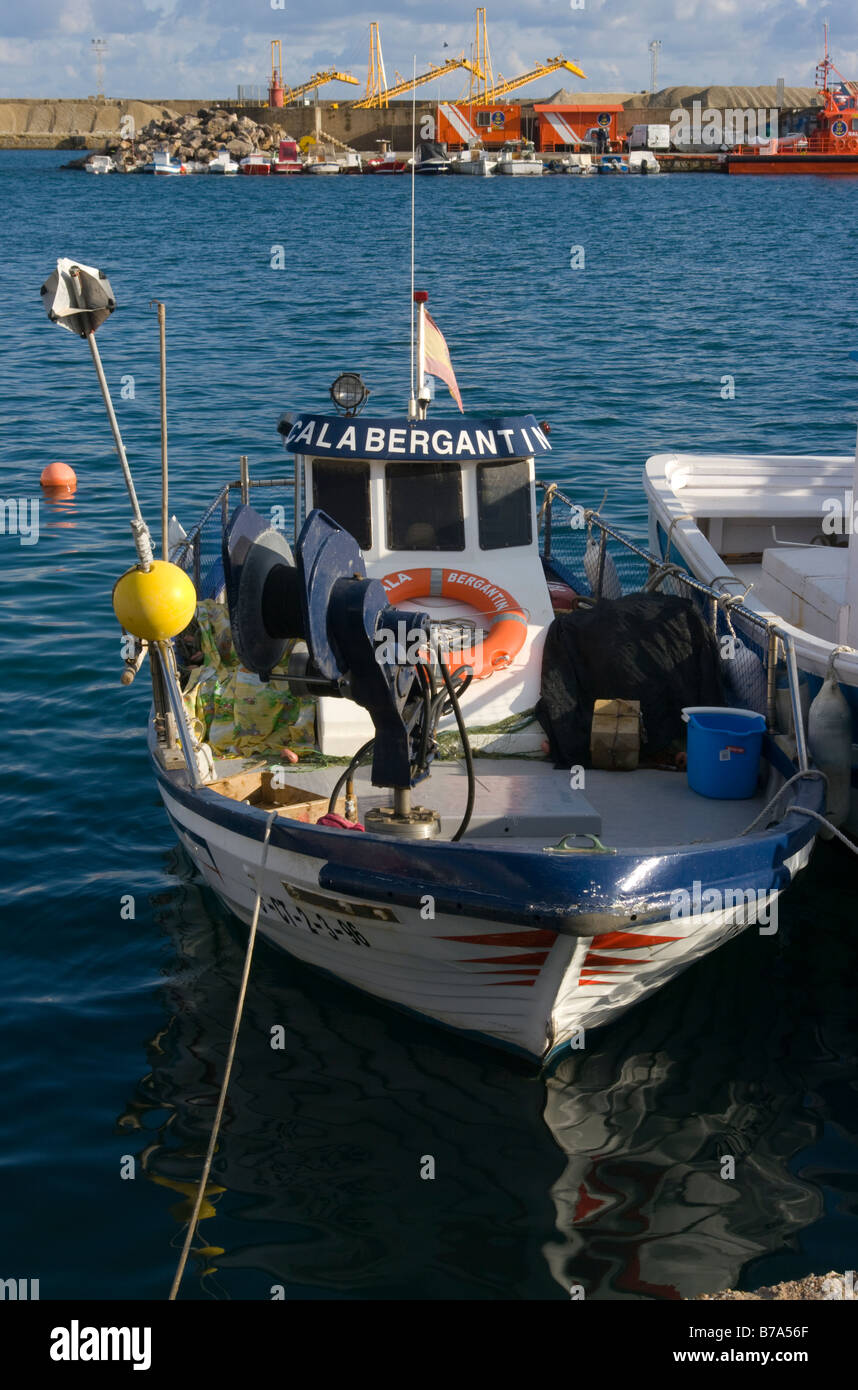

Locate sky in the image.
[1,0,856,100]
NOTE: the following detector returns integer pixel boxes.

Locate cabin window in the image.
[386,461,465,551]
[477,458,532,549]
[311,458,371,550]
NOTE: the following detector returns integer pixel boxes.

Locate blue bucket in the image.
[681,706,766,799]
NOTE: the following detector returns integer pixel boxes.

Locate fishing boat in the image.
[85,154,115,175]
[41,258,826,1068]
[238,152,271,176]
[449,147,497,176]
[144,147,187,176]
[495,140,543,175]
[272,138,303,175]
[364,152,408,175]
[337,152,364,174]
[729,30,858,176]
[645,445,858,833]
[208,148,239,176]
[303,154,340,176]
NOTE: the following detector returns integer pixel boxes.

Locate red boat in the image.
[238,152,271,176]
[729,29,858,175]
[273,138,303,176]
[364,154,408,175]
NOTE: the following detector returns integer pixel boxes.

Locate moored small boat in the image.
[85,155,115,175]
[495,141,544,175]
[272,138,303,175]
[449,148,497,176]
[207,148,239,175]
[41,259,827,1069]
[144,147,187,176]
[238,151,271,176]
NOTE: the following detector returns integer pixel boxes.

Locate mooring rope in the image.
[738,768,858,856]
[168,808,279,1300]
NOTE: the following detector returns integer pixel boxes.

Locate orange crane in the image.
[283,68,360,103]
[465,9,585,103]
[354,22,482,108]
[473,56,586,104]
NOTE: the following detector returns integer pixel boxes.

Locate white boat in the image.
[85,155,115,175]
[208,148,239,175]
[495,142,544,176]
[42,258,824,1069]
[449,149,497,176]
[645,448,858,831]
[337,151,364,175]
[144,147,186,176]
[628,151,661,174]
[304,147,341,175]
[414,141,451,175]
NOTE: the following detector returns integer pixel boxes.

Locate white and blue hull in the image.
[155,747,819,1066]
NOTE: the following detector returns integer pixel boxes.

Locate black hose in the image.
[440,663,475,842]
[327,737,375,815]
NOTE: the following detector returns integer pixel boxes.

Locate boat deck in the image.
[206,756,770,852]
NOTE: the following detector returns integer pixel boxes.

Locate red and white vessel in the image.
[272,138,303,175]
[729,28,858,175]
[238,152,271,177]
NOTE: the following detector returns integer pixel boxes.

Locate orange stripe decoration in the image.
[486,979,536,987]
[439,929,557,947]
[590,930,681,950]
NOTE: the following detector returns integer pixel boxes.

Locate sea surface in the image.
[1,148,857,1300]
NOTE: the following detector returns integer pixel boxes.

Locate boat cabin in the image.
[277,408,556,754]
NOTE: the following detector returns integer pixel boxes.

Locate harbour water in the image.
[2,148,857,1299]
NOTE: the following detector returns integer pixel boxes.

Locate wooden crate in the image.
[590,698,641,771]
[209,765,344,822]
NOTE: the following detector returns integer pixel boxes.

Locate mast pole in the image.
[415,289,428,419]
[409,54,417,418]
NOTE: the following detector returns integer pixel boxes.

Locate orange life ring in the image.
[380,567,528,679]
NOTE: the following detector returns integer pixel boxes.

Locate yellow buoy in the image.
[112,561,197,642]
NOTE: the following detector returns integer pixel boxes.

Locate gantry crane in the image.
[283,67,360,103]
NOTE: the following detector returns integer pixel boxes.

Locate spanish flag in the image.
[424,311,464,413]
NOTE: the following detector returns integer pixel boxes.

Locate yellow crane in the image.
[283,68,360,103]
[353,54,482,108]
[473,56,586,104]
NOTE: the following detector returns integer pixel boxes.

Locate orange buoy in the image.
[40,461,77,492]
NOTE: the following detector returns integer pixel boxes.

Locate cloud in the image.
[1,0,856,98]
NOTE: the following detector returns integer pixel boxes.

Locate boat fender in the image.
[807,659,852,829]
[583,536,623,600]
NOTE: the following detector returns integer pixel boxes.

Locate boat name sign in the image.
[281,413,552,462]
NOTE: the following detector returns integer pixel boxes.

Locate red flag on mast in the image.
[423,311,464,412]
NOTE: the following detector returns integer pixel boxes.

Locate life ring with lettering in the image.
[845,136,858,152]
[380,567,528,679]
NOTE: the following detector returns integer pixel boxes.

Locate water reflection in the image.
[120,844,857,1299]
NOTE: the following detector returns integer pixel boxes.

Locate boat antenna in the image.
[409,54,417,418]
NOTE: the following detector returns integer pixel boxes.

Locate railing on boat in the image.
[171,474,809,768]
